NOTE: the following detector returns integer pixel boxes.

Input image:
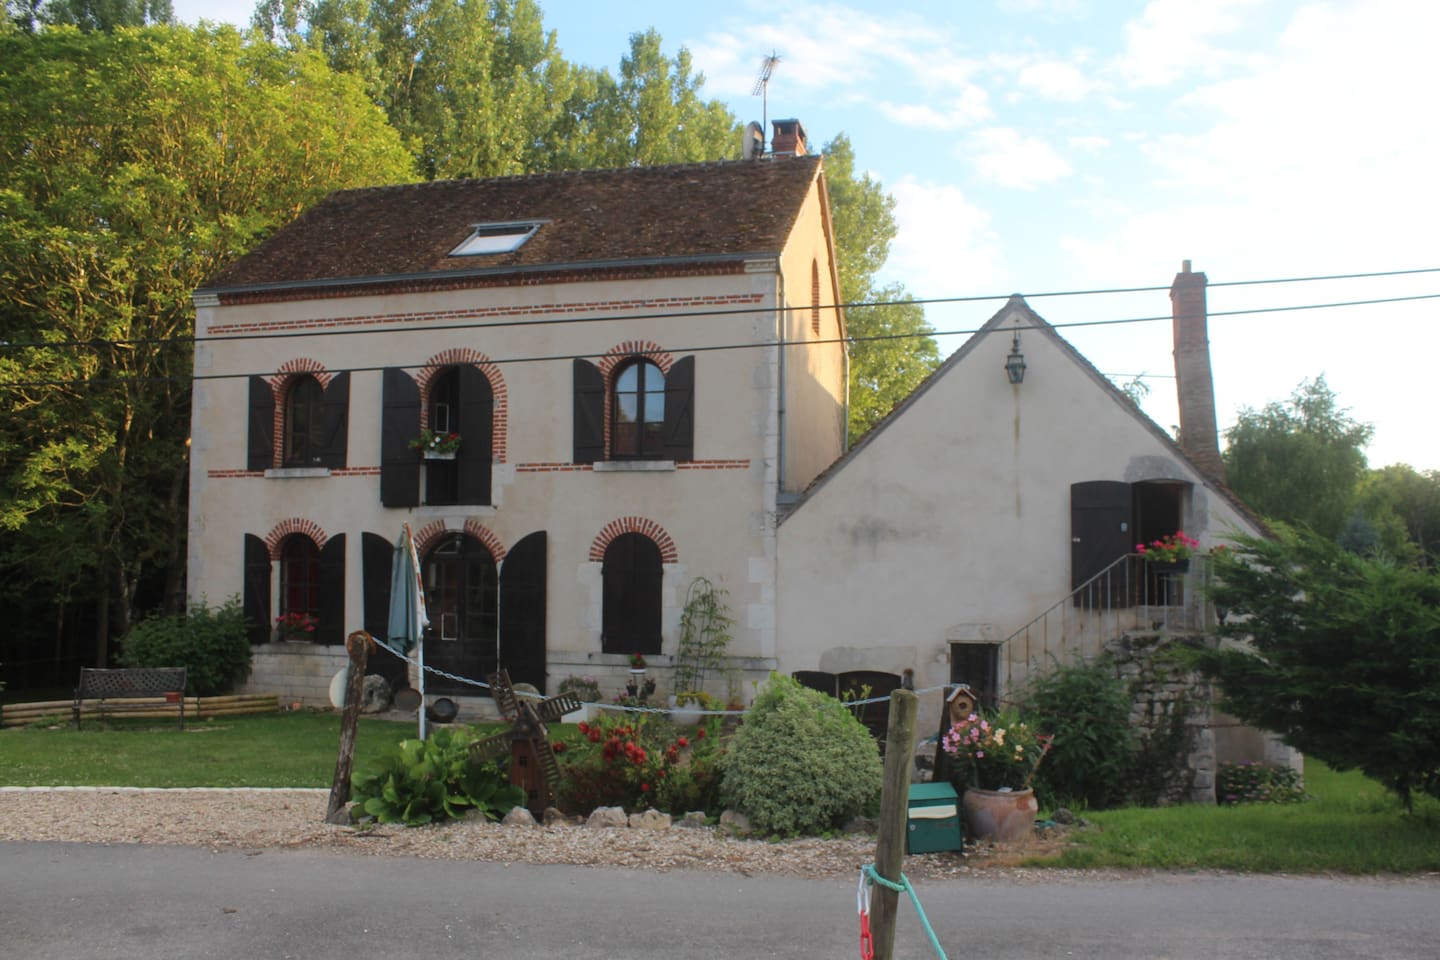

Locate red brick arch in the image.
[412,519,507,563]
[263,518,327,559]
[598,340,673,380]
[414,349,509,463]
[588,517,678,563]
[264,359,334,469]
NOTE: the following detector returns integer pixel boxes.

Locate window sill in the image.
[593,460,676,473]
[264,467,331,479]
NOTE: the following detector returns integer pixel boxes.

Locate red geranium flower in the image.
[677,736,689,748]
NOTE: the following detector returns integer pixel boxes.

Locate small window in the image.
[811,259,821,336]
[284,375,324,466]
[611,360,665,459]
[279,535,321,622]
[448,221,543,257]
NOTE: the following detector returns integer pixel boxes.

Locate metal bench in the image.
[73,667,187,729]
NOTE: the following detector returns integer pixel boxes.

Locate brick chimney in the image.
[1170,260,1226,483]
[770,118,808,156]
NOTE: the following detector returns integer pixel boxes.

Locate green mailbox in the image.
[906,782,963,854]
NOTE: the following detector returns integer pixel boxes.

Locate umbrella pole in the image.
[417,637,427,740]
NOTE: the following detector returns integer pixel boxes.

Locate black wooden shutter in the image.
[247,377,275,471]
[499,531,547,692]
[1071,480,1134,608]
[457,364,493,505]
[792,670,838,698]
[318,534,346,645]
[601,533,662,656]
[380,368,421,507]
[361,532,406,682]
[243,534,271,645]
[317,371,349,469]
[573,359,605,464]
[661,355,694,462]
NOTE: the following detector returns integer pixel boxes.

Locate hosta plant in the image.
[350,727,524,826]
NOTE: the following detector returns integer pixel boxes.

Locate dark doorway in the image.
[422,534,498,694]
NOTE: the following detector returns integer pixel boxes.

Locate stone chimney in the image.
[1170,260,1226,483]
[770,118,808,156]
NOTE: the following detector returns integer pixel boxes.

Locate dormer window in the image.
[448,221,543,257]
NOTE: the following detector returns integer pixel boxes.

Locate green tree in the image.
[0,25,415,671]
[821,134,939,442]
[1357,464,1440,569]
[1222,376,1372,541]
[1196,529,1440,809]
[38,0,171,30]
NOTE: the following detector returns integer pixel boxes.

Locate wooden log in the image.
[871,688,917,960]
[326,631,372,824]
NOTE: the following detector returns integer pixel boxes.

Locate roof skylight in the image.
[449,221,544,257]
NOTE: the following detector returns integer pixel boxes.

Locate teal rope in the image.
[862,864,949,960]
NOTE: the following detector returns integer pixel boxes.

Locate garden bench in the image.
[73,667,187,729]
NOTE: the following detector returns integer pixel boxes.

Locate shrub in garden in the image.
[717,673,882,837]
[350,727,525,826]
[555,713,724,815]
[120,598,252,696]
[1216,760,1307,805]
[1023,656,1134,809]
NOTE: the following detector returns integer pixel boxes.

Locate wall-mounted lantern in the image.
[1004,330,1026,385]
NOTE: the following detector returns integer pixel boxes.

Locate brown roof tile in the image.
[205,157,823,292]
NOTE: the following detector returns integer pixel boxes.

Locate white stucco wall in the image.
[774,299,1264,698]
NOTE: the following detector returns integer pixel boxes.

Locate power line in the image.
[2,265,1436,353]
[2,289,1435,390]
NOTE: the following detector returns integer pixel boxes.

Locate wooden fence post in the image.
[871,688,917,960]
[325,630,372,825]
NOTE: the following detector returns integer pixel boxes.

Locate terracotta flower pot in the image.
[961,787,1038,843]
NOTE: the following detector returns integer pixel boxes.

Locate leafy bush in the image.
[1024,656,1134,809]
[350,727,524,826]
[1217,760,1308,805]
[717,673,882,837]
[555,713,724,815]
[120,598,252,696]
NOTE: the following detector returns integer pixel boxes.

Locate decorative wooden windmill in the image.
[469,670,581,815]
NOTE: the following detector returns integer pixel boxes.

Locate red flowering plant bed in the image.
[553,712,725,816]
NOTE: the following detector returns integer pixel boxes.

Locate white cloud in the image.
[1113,0,1268,88]
[1067,135,1111,153]
[968,128,1073,189]
[880,86,993,130]
[1016,61,1093,101]
[884,178,1005,330]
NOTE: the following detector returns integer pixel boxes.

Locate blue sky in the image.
[174,0,1438,470]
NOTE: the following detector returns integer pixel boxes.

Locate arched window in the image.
[279,535,320,621]
[284,375,324,466]
[611,360,666,459]
[811,259,821,336]
[601,532,662,655]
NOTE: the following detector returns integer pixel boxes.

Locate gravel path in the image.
[0,787,1053,881]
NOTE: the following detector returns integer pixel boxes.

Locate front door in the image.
[423,533,498,694]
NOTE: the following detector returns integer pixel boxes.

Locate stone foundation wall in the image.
[239,643,349,708]
[1105,631,1217,804]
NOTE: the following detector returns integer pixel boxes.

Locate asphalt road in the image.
[3,842,1438,959]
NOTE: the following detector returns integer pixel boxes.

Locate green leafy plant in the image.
[717,673,881,837]
[120,598,252,696]
[940,709,1048,791]
[350,727,524,826]
[1217,760,1308,805]
[409,428,461,454]
[1024,656,1134,809]
[672,577,734,699]
[1137,531,1199,563]
[556,675,602,703]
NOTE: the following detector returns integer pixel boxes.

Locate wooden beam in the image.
[871,688,916,960]
[325,631,372,824]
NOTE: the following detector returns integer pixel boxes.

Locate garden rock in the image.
[1052,807,1075,825]
[676,812,708,829]
[629,808,671,831]
[719,810,753,837]
[503,807,536,827]
[586,806,628,829]
[359,675,392,713]
[543,807,578,827]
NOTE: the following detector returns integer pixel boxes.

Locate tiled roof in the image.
[205,156,823,292]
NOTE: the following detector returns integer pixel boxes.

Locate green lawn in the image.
[1029,760,1440,873]
[0,712,420,788]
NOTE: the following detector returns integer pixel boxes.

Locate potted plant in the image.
[628,652,647,675]
[410,428,461,459]
[940,710,1051,842]
[1136,531,1199,570]
[274,611,318,643]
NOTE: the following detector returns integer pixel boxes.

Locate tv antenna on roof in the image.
[752,51,781,151]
